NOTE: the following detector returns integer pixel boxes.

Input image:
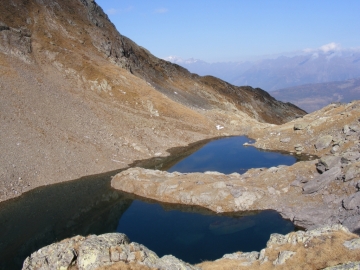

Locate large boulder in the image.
[303,167,342,194]
[314,135,333,150]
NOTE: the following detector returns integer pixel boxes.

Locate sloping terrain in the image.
[0,0,304,202]
[272,77,360,112]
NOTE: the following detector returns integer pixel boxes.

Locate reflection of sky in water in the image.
[116,137,296,263]
[117,200,294,264]
[168,136,296,174]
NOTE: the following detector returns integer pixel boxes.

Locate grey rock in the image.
[223,251,259,262]
[303,167,342,194]
[77,233,130,270]
[280,137,291,143]
[155,255,200,270]
[323,261,360,270]
[273,250,296,265]
[294,144,304,152]
[344,162,360,182]
[293,206,335,229]
[343,238,360,250]
[343,192,360,210]
[22,232,200,270]
[267,233,287,247]
[317,156,342,173]
[342,215,360,234]
[315,135,333,150]
[344,125,351,134]
[294,122,308,130]
[229,187,242,198]
[350,125,360,132]
[22,236,83,270]
[342,152,360,164]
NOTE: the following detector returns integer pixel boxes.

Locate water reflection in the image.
[0,136,300,269]
[117,199,294,264]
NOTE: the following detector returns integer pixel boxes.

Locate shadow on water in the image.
[0,136,309,269]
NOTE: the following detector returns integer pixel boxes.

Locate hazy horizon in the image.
[97,0,360,63]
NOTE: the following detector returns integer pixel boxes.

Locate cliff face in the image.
[0,0,304,202]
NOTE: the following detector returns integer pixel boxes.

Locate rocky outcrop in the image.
[0,21,32,62]
[22,233,199,270]
[22,225,360,270]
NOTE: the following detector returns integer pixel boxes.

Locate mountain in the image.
[271,77,360,112]
[166,49,360,91]
[0,0,304,202]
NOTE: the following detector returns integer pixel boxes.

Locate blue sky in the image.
[96,0,360,62]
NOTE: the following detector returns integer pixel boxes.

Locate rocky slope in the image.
[0,0,304,203]
[22,225,360,270]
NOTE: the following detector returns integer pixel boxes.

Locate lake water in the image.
[166,136,296,174]
[0,136,298,269]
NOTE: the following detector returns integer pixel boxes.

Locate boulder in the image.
[303,167,342,194]
[341,152,360,164]
[77,233,130,270]
[343,238,360,250]
[316,156,342,173]
[342,215,360,234]
[344,162,360,182]
[315,135,333,150]
[342,192,360,210]
[294,122,308,130]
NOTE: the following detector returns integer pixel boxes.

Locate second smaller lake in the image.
[167,136,297,174]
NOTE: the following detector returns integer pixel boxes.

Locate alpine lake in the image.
[0,136,312,269]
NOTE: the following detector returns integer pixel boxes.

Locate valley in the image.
[0,0,359,269]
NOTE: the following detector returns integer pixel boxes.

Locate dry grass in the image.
[96,262,154,270]
[198,231,360,270]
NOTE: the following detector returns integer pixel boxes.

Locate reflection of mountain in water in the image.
[209,217,256,235]
[0,170,132,270]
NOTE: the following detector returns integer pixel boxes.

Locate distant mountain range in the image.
[165,49,360,92]
[271,77,360,113]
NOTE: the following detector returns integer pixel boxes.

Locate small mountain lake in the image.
[0,136,302,269]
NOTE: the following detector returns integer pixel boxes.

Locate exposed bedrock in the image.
[22,225,360,270]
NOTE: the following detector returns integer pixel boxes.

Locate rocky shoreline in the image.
[111,101,360,233]
[22,225,360,270]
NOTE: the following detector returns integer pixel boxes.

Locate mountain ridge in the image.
[166,49,360,91]
[0,0,304,203]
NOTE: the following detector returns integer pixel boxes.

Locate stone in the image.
[273,250,296,265]
[315,135,333,150]
[316,156,342,173]
[323,262,360,270]
[294,144,304,152]
[154,255,200,270]
[303,167,342,194]
[343,238,360,250]
[280,137,291,143]
[342,192,360,210]
[77,233,129,270]
[267,233,287,247]
[294,122,308,130]
[341,152,360,164]
[343,125,351,134]
[342,215,360,234]
[22,236,82,270]
[344,162,360,182]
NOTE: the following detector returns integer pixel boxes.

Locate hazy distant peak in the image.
[164,56,203,64]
